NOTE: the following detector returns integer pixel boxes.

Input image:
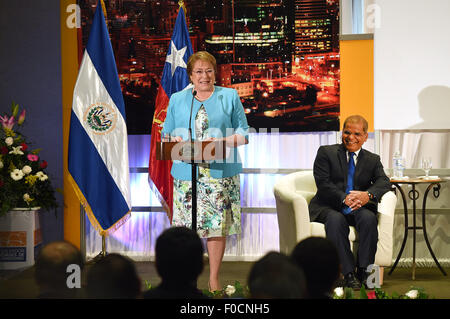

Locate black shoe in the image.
[344,272,361,290]
[357,267,370,289]
[334,274,346,288]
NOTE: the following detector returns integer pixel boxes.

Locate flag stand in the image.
[86,235,107,265]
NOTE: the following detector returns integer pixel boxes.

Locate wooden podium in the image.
[155,140,227,231]
[156,140,227,163]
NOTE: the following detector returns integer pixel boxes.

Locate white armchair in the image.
[273,170,397,283]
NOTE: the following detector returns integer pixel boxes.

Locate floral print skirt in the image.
[172,169,241,238]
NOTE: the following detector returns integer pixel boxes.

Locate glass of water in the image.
[421,157,432,179]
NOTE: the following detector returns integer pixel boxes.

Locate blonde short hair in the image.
[187,51,217,76]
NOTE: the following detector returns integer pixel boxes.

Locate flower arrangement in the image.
[333,285,430,299]
[0,102,58,217]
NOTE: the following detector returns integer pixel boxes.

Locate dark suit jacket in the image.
[309,144,391,222]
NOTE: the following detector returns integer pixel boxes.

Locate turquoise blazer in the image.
[162,86,249,180]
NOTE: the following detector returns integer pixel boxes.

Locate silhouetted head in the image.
[248,251,307,299]
[86,253,141,299]
[291,237,341,298]
[35,240,83,298]
[155,226,204,285]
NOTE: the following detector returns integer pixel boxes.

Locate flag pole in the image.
[101,234,107,257]
[87,235,107,264]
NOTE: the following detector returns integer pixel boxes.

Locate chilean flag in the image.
[68,1,131,236]
[148,6,193,222]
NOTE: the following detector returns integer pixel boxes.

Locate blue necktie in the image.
[342,152,355,215]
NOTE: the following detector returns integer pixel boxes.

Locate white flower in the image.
[334,287,344,298]
[22,165,32,175]
[225,285,236,296]
[5,137,14,146]
[36,171,48,181]
[10,169,24,181]
[9,146,24,155]
[405,289,419,299]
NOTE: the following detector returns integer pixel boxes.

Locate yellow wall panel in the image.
[60,1,81,248]
[340,39,374,132]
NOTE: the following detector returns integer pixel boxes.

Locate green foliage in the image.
[344,287,354,299]
[144,280,152,290]
[334,285,431,299]
[374,287,390,299]
[359,284,368,299]
[144,279,431,300]
[11,101,19,117]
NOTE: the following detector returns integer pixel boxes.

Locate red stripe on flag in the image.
[148,86,173,222]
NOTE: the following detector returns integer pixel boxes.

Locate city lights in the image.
[78,0,340,133]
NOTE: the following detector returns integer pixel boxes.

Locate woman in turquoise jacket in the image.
[162,51,249,292]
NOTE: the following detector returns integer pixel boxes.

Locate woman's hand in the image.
[162,135,183,142]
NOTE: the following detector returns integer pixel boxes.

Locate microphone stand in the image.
[188,90,197,232]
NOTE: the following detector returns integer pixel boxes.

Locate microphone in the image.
[188,90,197,162]
[188,90,197,143]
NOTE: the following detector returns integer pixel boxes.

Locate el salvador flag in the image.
[68,1,131,236]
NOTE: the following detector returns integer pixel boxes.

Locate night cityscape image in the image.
[78,0,340,133]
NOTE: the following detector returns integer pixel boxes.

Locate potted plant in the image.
[0,102,58,269]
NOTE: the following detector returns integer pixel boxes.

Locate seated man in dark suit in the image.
[309,115,391,289]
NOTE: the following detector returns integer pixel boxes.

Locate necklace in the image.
[195,87,215,101]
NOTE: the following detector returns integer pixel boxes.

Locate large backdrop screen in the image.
[78,0,340,133]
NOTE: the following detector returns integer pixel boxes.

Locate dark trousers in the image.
[316,208,378,275]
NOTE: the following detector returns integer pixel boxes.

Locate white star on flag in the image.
[166,41,187,76]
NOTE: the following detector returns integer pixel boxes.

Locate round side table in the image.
[388,177,447,280]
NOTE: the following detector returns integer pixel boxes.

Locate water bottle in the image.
[392,151,404,178]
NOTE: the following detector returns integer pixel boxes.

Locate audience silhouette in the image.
[30,232,342,300]
[86,253,141,299]
[34,240,83,299]
[247,251,307,299]
[143,226,209,299]
[291,237,341,299]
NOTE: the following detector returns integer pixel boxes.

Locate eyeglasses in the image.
[192,69,214,76]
